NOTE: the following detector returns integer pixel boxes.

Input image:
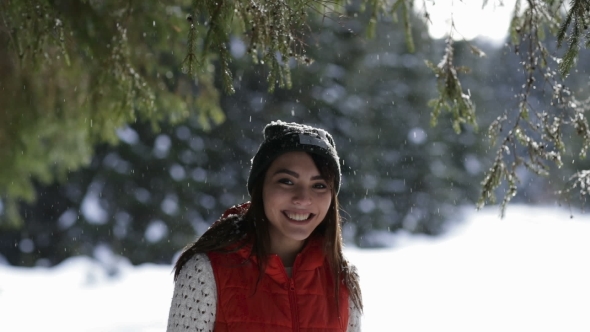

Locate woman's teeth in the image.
[286,213,311,221]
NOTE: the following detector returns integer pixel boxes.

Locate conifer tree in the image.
[2,0,590,227]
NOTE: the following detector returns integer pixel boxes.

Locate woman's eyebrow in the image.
[273,169,325,180]
[273,169,299,178]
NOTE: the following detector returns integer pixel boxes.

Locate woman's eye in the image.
[313,183,328,189]
[278,178,293,185]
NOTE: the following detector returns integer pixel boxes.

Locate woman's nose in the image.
[292,186,312,206]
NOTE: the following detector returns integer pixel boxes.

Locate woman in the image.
[166,120,363,331]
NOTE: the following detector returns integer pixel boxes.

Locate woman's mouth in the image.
[284,212,314,222]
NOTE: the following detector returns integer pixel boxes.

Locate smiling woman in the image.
[262,152,333,268]
[166,121,363,332]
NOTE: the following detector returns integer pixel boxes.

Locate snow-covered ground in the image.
[1,205,589,332]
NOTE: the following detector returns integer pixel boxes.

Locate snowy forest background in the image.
[1,1,590,271]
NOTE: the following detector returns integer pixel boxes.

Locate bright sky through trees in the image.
[419,0,516,43]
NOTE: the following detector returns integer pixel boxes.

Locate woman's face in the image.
[262,151,332,249]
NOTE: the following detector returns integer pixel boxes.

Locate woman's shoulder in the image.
[341,258,363,316]
[168,255,217,331]
[192,208,249,248]
[343,259,361,284]
[173,204,251,279]
[176,252,214,279]
[344,260,359,276]
[184,251,210,262]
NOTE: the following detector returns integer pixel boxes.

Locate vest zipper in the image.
[288,278,299,332]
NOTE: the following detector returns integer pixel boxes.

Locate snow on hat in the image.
[248,120,341,195]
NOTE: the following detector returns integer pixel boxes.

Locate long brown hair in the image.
[173,153,363,312]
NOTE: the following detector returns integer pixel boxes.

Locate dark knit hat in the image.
[248,120,341,195]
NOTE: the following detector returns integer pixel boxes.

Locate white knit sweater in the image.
[166,253,362,332]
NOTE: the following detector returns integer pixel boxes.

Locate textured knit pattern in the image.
[167,253,217,332]
[166,253,362,332]
[347,295,362,332]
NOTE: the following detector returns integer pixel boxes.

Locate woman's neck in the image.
[270,238,305,268]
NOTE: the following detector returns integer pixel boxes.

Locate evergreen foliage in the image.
[476,0,590,213]
[425,37,478,134]
[2,0,590,228]
[0,0,225,226]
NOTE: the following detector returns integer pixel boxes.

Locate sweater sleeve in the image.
[166,253,217,332]
[346,261,362,332]
[346,295,362,332]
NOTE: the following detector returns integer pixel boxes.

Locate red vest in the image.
[208,238,349,332]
